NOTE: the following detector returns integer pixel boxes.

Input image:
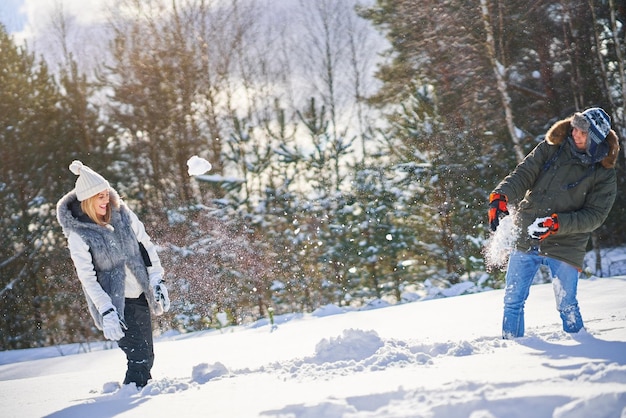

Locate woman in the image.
[57,160,171,388]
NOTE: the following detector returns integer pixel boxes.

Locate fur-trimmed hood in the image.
[545,117,620,169]
[57,187,122,235]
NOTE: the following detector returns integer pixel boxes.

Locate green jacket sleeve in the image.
[493,141,553,202]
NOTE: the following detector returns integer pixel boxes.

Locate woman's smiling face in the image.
[93,190,110,218]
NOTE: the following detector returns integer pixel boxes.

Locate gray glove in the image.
[101,306,127,341]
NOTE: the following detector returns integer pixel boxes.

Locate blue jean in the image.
[502,250,583,338]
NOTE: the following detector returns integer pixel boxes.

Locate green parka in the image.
[493,116,620,270]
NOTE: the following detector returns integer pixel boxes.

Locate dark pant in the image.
[118,293,154,387]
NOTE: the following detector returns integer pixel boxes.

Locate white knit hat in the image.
[69,160,110,201]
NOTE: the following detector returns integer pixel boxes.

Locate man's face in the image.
[572,127,588,151]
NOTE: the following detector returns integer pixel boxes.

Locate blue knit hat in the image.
[571,107,611,158]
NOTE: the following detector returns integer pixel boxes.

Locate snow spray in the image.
[483,208,520,271]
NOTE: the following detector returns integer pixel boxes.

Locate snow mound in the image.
[311,329,383,364]
[311,303,346,317]
[191,362,229,384]
[101,381,122,394]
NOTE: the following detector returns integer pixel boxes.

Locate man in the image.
[489,107,619,339]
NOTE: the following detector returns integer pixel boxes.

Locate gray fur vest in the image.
[57,188,158,328]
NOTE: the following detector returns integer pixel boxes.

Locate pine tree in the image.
[381,86,488,285]
[0,25,101,348]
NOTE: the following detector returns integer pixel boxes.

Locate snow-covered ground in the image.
[1,276,625,418]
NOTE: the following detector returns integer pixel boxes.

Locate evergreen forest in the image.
[1,0,625,350]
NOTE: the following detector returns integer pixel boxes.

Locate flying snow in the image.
[483,209,520,270]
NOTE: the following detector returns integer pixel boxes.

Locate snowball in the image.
[187,155,212,176]
[527,216,549,238]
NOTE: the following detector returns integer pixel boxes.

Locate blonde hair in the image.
[80,193,113,226]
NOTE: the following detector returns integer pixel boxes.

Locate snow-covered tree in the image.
[0,25,103,349]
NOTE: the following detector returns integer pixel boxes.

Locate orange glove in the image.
[488,193,509,231]
[528,213,559,240]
